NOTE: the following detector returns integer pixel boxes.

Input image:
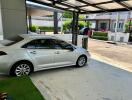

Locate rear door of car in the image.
[22,39,55,70]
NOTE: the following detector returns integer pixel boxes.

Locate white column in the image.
[0,0,27,40]
[115,12,119,42]
[60,13,63,34]
[115,12,119,33]
[0,1,3,40]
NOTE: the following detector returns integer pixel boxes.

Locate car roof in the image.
[20,34,58,40]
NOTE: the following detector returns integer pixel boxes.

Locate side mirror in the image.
[66,45,74,51]
[68,47,74,51]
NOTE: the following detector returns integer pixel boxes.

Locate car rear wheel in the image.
[10,62,33,76]
[76,55,87,67]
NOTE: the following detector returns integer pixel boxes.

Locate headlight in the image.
[0,51,7,56]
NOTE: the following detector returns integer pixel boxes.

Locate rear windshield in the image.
[4,36,24,46]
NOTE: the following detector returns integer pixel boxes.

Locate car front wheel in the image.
[10,62,33,76]
[76,55,87,67]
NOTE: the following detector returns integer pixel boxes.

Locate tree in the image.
[63,21,90,31]
[63,21,72,31]
[125,21,132,33]
[63,11,73,18]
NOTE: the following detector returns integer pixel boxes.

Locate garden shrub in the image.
[63,21,72,31]
[63,21,91,31]
[38,26,61,32]
[93,31,108,37]
[125,21,132,33]
[29,25,38,32]
[92,31,108,41]
[92,36,108,41]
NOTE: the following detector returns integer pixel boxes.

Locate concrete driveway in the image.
[89,39,132,71]
[31,58,132,100]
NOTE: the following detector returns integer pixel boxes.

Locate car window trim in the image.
[21,39,64,50]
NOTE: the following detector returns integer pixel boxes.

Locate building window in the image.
[121,23,124,28]
[114,22,124,29]
[118,22,124,29]
[114,23,116,28]
[100,22,107,30]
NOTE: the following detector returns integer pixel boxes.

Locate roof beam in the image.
[94,0,129,5]
[93,1,114,5]
[27,0,75,12]
[113,0,131,11]
[78,1,114,8]
[47,0,88,12]
[76,0,108,12]
[81,7,132,14]
[78,0,130,9]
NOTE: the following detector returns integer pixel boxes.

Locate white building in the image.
[86,12,132,32]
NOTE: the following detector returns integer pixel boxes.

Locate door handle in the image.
[55,51,60,54]
[30,51,36,54]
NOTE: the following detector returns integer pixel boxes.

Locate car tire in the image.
[76,55,87,67]
[10,61,33,76]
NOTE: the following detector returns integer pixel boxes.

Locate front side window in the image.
[52,39,73,50]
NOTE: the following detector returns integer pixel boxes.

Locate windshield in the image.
[1,36,24,46]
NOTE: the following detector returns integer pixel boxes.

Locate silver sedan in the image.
[0,35,90,76]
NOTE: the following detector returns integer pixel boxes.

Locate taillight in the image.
[0,51,7,56]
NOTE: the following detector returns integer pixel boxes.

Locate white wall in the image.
[0,0,27,40]
[50,34,84,47]
[108,31,130,43]
[32,19,63,27]
[0,0,3,37]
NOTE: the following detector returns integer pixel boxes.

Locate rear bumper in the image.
[0,56,13,75]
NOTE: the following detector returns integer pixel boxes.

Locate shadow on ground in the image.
[31,59,132,100]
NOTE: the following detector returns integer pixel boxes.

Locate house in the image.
[85,12,132,32]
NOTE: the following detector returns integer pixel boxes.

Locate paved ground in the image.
[89,39,132,72]
[31,59,132,100]
[1,35,132,100]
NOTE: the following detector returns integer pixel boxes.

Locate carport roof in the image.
[27,0,132,14]
[26,1,63,13]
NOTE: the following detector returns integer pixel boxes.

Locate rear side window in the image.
[22,40,36,49]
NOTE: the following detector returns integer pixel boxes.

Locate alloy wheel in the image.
[78,56,86,67]
[15,64,31,76]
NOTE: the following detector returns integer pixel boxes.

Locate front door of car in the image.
[51,39,77,66]
[22,39,55,70]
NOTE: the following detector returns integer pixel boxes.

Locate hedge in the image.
[92,31,108,41]
[39,27,61,32]
[93,31,108,37]
[92,36,108,41]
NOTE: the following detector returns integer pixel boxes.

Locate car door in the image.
[51,39,77,67]
[22,39,55,70]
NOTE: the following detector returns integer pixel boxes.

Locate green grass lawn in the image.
[0,76,44,100]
